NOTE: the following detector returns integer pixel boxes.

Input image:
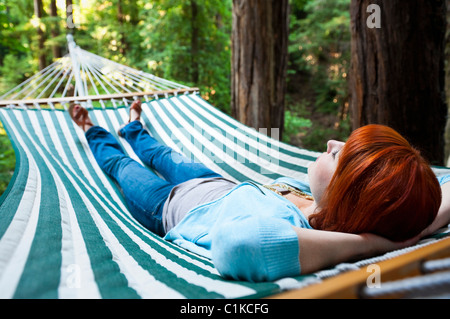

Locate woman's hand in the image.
[360,233,420,257]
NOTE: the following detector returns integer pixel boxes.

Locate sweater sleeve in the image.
[438,174,450,186]
[210,217,300,283]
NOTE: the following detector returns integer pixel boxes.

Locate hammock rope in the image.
[0,34,192,110]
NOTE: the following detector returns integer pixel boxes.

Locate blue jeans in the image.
[85,121,222,236]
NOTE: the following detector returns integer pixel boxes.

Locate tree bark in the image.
[117,0,128,55]
[350,0,447,165]
[231,0,289,138]
[444,0,450,165]
[66,0,74,32]
[34,0,46,70]
[191,0,199,84]
[50,0,62,59]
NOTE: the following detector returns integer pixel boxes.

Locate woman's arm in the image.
[292,227,417,274]
[421,182,450,238]
[211,218,416,282]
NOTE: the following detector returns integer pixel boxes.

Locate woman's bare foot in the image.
[118,99,142,137]
[129,100,142,122]
[69,104,94,132]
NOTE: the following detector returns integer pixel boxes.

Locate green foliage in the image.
[0,1,26,60]
[0,123,15,197]
[301,118,351,151]
[0,0,37,89]
[289,0,350,113]
[0,53,34,94]
[283,110,312,144]
[287,0,351,151]
[139,0,232,113]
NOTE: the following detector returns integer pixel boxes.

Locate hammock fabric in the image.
[1,94,450,299]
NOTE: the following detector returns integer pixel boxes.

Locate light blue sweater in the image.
[164,177,313,282]
[164,175,450,282]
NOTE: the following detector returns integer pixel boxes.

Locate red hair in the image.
[309,125,441,242]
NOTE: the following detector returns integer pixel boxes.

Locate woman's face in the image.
[308,140,346,202]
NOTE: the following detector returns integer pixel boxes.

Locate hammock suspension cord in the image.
[0,35,196,110]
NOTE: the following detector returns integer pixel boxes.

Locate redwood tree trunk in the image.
[117,0,128,55]
[191,0,199,84]
[66,0,74,32]
[50,0,62,59]
[34,0,46,70]
[231,0,289,138]
[350,0,447,165]
[444,0,450,164]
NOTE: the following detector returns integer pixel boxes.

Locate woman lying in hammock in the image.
[69,100,450,283]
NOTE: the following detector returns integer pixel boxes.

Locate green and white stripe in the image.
[0,94,318,299]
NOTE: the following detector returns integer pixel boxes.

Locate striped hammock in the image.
[1,93,450,299]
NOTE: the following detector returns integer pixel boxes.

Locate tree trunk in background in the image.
[231,0,289,138]
[117,0,128,55]
[444,0,450,165]
[66,0,74,32]
[191,0,199,84]
[33,0,46,70]
[50,0,62,59]
[350,0,447,165]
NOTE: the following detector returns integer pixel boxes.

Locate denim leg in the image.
[119,121,222,185]
[85,126,171,236]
